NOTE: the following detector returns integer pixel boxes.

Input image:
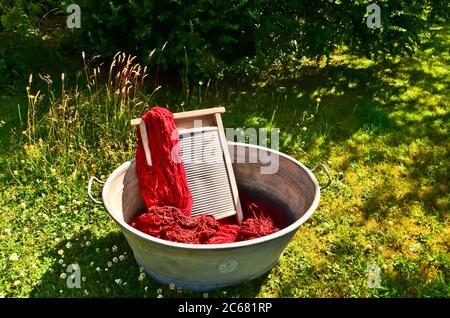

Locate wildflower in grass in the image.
[61,222,66,227]
[123,282,128,286]
[115,279,122,285]
[55,238,61,243]
[119,255,125,261]
[107,261,112,267]
[104,268,108,271]
[169,283,175,290]
[139,267,144,273]
[96,267,101,272]
[58,259,64,265]
[105,288,111,293]
[104,248,109,252]
[59,290,63,294]
[302,126,307,131]
[157,294,163,298]
[82,277,86,282]
[90,262,94,267]
[9,253,19,261]
[203,293,208,298]
[222,291,227,295]
[83,289,89,296]
[96,248,100,253]
[138,273,145,281]
[144,287,148,292]
[20,202,26,208]
[157,288,162,294]
[85,241,91,246]
[66,242,72,249]
[112,245,118,252]
[112,257,118,263]
[58,249,64,256]
[14,170,19,175]
[60,273,67,279]
[177,287,183,294]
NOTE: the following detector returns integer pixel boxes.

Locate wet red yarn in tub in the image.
[130,107,285,244]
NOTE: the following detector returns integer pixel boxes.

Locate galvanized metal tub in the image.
[100,142,321,291]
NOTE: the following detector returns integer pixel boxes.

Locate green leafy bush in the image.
[78,0,446,80]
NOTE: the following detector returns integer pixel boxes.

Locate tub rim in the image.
[102,142,320,250]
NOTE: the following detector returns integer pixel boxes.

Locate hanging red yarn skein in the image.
[135,107,193,216]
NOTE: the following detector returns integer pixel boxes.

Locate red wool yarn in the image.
[135,107,193,216]
[130,106,285,244]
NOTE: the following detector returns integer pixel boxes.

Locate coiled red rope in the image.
[130,107,285,244]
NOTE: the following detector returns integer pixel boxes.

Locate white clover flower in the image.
[82,277,86,282]
[157,294,163,298]
[144,286,148,292]
[139,267,144,273]
[123,282,128,286]
[83,289,89,296]
[302,126,307,131]
[107,262,112,267]
[90,262,94,267]
[95,248,100,253]
[95,267,101,272]
[169,283,175,290]
[60,273,67,279]
[105,288,111,293]
[66,242,72,249]
[85,241,91,246]
[58,259,64,265]
[57,249,64,256]
[112,257,118,263]
[59,290,63,293]
[112,245,118,252]
[157,288,162,294]
[138,273,146,281]
[55,238,61,243]
[115,279,122,285]
[119,255,125,261]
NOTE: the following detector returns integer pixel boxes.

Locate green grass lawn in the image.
[0,24,448,298]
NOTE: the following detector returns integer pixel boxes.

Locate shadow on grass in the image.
[219,25,449,222]
[29,229,269,298]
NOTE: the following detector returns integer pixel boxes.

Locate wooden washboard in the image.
[131,107,243,224]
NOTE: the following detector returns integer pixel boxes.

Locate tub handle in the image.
[88,176,105,204]
[311,164,332,190]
